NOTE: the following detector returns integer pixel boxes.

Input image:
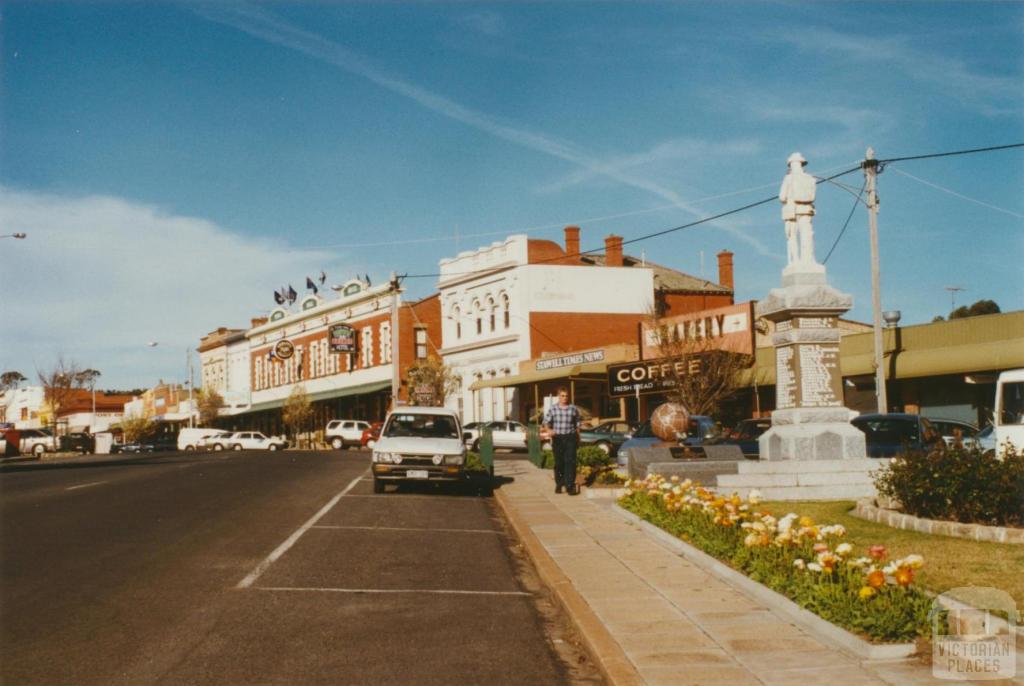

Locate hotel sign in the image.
[329,324,357,353]
[535,349,605,371]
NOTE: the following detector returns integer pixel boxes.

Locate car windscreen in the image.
[853,418,918,443]
[383,414,459,439]
[632,421,654,438]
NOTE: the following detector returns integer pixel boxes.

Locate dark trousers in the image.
[552,434,578,488]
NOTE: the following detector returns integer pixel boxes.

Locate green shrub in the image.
[576,445,613,468]
[874,445,1024,526]
[465,451,488,472]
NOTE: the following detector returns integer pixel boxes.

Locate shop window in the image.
[361,327,374,367]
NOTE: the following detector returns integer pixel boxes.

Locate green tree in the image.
[949,299,1000,320]
[196,387,225,427]
[120,415,154,443]
[404,356,461,407]
[1,371,27,391]
[282,385,313,448]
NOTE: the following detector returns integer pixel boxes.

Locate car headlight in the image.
[373,452,396,464]
[432,454,443,465]
[444,454,464,465]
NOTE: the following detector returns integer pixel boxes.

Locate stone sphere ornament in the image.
[650,402,690,442]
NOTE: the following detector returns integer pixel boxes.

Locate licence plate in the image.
[406,469,429,479]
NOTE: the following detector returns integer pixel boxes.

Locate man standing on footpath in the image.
[543,387,582,495]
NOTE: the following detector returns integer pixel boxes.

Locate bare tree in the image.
[404,356,461,407]
[282,385,313,448]
[120,415,154,443]
[37,358,86,434]
[195,387,225,427]
[646,312,752,418]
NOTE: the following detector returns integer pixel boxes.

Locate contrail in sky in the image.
[194,3,774,256]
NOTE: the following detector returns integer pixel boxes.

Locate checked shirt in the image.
[544,403,581,435]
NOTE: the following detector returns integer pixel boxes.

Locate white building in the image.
[198,327,252,414]
[0,385,46,428]
[438,228,654,423]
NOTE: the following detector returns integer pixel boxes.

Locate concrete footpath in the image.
[493,459,999,686]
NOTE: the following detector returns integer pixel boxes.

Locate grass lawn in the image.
[764,500,1024,609]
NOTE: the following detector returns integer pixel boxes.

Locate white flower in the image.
[835,543,853,556]
[807,562,823,573]
[748,489,763,504]
[903,554,925,569]
[793,558,806,569]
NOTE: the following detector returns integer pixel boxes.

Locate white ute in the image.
[371,407,466,494]
[994,369,1024,456]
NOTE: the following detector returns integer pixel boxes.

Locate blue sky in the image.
[2,1,1022,389]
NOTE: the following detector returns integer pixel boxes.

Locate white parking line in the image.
[236,470,367,589]
[311,525,498,535]
[253,586,531,597]
[66,481,107,491]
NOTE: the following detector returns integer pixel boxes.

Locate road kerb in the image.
[493,485,643,686]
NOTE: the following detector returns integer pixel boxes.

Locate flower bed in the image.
[620,474,934,643]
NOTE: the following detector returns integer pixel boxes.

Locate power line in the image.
[822,180,866,264]
[879,142,1024,164]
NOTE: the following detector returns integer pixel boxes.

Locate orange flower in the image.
[868,545,887,561]
[894,566,915,587]
[866,570,885,588]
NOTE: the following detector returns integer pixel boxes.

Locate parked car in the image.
[221,431,287,451]
[472,420,528,451]
[19,428,58,457]
[360,422,383,450]
[927,418,979,447]
[850,413,943,458]
[704,418,772,457]
[60,432,95,454]
[325,420,371,449]
[461,421,485,449]
[616,415,716,469]
[197,430,233,450]
[178,427,227,451]
[118,435,178,454]
[371,406,466,493]
[578,420,637,455]
[972,424,997,454]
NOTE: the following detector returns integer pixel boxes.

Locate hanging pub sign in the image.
[329,324,357,353]
[273,339,295,360]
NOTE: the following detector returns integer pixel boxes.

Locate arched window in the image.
[473,300,482,335]
[452,305,462,339]
[502,293,510,329]
[361,327,374,367]
[487,297,496,332]
[379,321,392,363]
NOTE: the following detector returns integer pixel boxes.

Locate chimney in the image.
[251,316,268,328]
[717,250,734,291]
[605,234,623,267]
[564,225,580,258]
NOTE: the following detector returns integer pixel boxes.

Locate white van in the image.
[994,369,1024,457]
[178,427,225,451]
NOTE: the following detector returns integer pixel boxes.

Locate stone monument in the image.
[715,153,873,499]
[756,152,867,461]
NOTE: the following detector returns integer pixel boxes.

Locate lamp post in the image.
[80,369,101,432]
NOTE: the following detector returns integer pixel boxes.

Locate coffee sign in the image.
[607,357,703,397]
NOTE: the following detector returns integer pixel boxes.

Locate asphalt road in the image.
[0,449,590,685]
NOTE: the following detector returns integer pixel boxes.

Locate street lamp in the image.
[1,232,27,239]
[80,369,101,432]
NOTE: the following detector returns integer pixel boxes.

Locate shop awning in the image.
[247,379,391,414]
[469,361,609,391]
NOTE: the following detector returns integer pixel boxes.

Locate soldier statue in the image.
[779,152,818,267]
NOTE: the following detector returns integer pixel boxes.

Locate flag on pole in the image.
[319,270,326,285]
[287,285,298,304]
[306,276,318,295]
[273,290,285,305]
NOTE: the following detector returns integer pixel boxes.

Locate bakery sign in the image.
[535,349,605,372]
[641,301,756,359]
[329,324,357,353]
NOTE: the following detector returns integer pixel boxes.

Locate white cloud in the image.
[0,187,350,389]
[194,3,776,257]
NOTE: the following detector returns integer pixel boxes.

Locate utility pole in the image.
[390,272,401,409]
[187,347,194,428]
[863,147,887,413]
